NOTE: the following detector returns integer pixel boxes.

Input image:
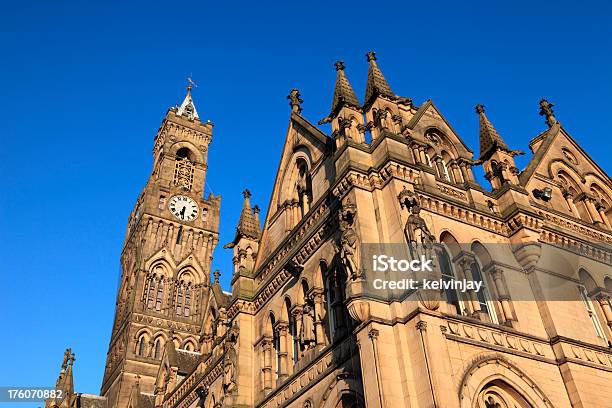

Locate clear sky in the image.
[1,0,611,404]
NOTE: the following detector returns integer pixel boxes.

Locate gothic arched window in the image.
[470,260,499,324]
[296,158,312,217]
[146,276,157,309]
[154,337,163,359]
[174,148,194,191]
[155,277,164,311]
[137,335,146,357]
[438,247,463,315]
[184,285,191,317]
[578,270,607,340]
[176,285,183,316]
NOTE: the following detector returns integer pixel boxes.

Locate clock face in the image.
[168,195,199,221]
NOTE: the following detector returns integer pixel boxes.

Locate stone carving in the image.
[539,99,557,128]
[299,303,316,349]
[222,322,239,395]
[287,89,304,114]
[398,187,436,258]
[336,199,361,280]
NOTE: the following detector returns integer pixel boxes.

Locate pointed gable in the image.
[256,112,331,264]
[520,123,611,193]
[405,100,473,157]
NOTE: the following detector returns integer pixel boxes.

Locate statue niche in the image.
[299,301,316,350]
[335,199,361,280]
[398,187,436,259]
[398,187,440,310]
[222,322,239,395]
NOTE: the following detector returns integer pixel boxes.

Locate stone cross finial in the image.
[213,270,221,284]
[62,348,71,369]
[334,60,345,71]
[287,88,304,114]
[539,98,557,128]
[475,104,485,114]
[366,51,377,62]
[253,205,260,215]
[242,189,251,199]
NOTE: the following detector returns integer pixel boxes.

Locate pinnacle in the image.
[364,51,395,108]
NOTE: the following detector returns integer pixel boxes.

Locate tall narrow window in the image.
[290,314,298,364]
[326,275,336,341]
[154,338,161,359]
[296,159,312,217]
[147,277,156,309]
[176,226,183,244]
[174,148,194,191]
[439,248,463,315]
[176,285,183,316]
[184,285,191,317]
[471,262,499,324]
[579,285,606,338]
[155,278,164,311]
[137,336,146,356]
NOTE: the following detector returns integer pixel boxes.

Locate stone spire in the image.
[476,104,511,161]
[63,352,75,395]
[46,349,73,408]
[176,81,200,120]
[224,189,261,248]
[319,60,361,124]
[363,51,395,109]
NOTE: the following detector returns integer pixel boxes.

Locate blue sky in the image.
[0,0,611,404]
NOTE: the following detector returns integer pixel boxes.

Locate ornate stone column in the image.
[434,157,445,179]
[596,293,612,329]
[582,195,602,225]
[455,254,482,318]
[489,266,514,324]
[276,323,289,381]
[418,146,428,165]
[596,202,611,229]
[310,290,326,346]
[261,338,273,392]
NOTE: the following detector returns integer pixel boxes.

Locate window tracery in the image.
[174,148,194,191]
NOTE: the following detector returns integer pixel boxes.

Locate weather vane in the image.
[187,75,198,91]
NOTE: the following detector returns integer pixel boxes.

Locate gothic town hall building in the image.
[47,53,612,408]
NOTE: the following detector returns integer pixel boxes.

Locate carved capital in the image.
[368,328,379,340]
[416,321,427,332]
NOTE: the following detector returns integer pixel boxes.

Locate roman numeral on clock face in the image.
[168,195,198,221]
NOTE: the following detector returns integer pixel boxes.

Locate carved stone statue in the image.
[337,200,361,279]
[223,322,239,395]
[398,189,435,259]
[223,354,236,393]
[299,303,316,348]
[539,99,557,128]
[287,88,304,114]
[217,308,228,338]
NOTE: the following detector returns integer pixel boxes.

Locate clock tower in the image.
[100,85,221,408]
